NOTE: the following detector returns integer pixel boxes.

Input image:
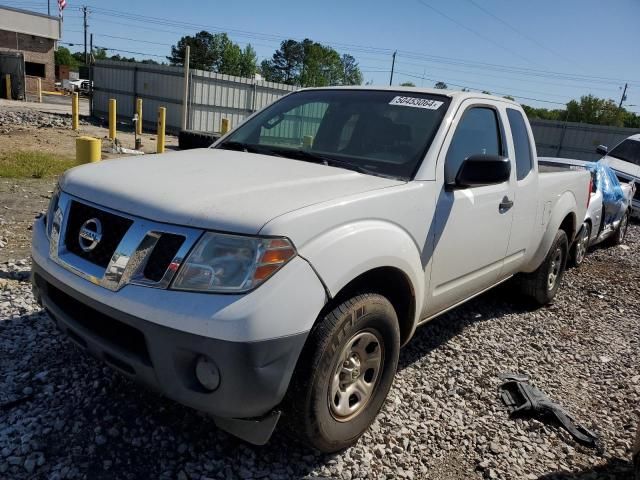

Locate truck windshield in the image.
[608,139,640,166]
[216,89,450,180]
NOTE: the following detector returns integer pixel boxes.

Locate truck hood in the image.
[60,148,404,234]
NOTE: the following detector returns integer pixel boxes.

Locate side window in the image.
[445,107,501,184]
[507,108,533,180]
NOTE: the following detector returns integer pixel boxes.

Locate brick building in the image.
[0,6,61,92]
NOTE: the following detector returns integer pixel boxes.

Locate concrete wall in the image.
[530,119,640,161]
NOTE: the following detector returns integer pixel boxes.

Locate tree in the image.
[340,54,363,86]
[400,81,416,87]
[481,90,491,95]
[434,81,447,89]
[566,94,623,126]
[503,95,515,101]
[168,31,257,77]
[54,47,78,69]
[261,39,362,87]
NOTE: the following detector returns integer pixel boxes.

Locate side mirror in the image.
[596,145,608,156]
[454,154,511,188]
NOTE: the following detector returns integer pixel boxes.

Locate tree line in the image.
[56,35,639,128]
[167,32,362,87]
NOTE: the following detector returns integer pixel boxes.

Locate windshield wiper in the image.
[217,141,275,155]
[267,147,383,176]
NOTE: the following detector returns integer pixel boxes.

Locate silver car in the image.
[539,157,635,266]
[597,134,640,218]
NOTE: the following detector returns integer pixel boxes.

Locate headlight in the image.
[46,185,61,239]
[171,232,296,293]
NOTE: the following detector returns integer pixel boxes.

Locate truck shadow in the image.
[536,457,634,479]
[397,280,532,371]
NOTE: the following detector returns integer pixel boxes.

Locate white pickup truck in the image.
[31,88,589,452]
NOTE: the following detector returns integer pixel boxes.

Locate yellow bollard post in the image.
[76,136,101,164]
[108,98,117,140]
[71,92,79,131]
[157,107,166,153]
[37,78,42,103]
[302,135,314,148]
[136,98,143,136]
[221,118,230,135]
[4,74,10,100]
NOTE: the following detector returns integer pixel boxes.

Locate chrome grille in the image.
[48,193,201,291]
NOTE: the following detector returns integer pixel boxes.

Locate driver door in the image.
[426,102,515,315]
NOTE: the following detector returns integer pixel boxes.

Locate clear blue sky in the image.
[8,0,640,111]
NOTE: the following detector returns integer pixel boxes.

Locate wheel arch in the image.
[318,266,418,346]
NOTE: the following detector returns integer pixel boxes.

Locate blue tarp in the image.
[586,161,626,224]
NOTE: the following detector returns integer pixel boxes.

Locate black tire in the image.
[520,230,568,305]
[604,210,629,247]
[283,293,400,453]
[569,222,590,267]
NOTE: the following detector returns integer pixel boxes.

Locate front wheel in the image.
[283,293,400,453]
[519,230,568,305]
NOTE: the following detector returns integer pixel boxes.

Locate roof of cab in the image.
[297,85,522,107]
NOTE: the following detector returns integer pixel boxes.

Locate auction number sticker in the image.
[389,96,443,110]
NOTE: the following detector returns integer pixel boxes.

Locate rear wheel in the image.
[570,222,591,267]
[520,230,568,305]
[283,293,400,452]
[605,210,629,246]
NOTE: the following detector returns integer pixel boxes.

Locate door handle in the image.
[499,196,514,213]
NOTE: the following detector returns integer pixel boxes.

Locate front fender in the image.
[523,192,577,273]
[298,220,425,326]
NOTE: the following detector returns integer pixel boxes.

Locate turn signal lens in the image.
[171,233,296,293]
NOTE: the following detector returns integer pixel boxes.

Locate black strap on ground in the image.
[498,373,600,448]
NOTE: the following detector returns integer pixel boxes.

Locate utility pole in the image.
[89,33,94,116]
[389,50,397,86]
[47,0,50,16]
[618,83,628,109]
[83,6,88,65]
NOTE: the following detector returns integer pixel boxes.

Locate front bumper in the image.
[31,216,328,444]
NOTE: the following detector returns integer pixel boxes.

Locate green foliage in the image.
[0,151,77,178]
[400,81,416,87]
[168,31,256,77]
[434,81,447,89]
[481,90,491,95]
[503,95,515,101]
[54,47,78,69]
[522,94,640,128]
[261,39,363,87]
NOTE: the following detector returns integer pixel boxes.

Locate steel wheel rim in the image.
[620,215,628,242]
[329,329,384,422]
[575,225,589,264]
[547,247,563,291]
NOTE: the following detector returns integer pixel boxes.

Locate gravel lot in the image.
[0,219,638,479]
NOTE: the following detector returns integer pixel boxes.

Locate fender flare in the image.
[298,220,425,333]
[523,192,577,273]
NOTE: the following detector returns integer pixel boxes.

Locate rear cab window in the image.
[506,108,533,180]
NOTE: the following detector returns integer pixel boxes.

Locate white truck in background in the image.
[32,88,589,452]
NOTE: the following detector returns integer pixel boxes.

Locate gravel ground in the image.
[0,224,638,479]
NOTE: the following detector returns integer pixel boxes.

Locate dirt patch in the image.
[0,178,54,263]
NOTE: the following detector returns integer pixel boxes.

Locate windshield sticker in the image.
[389,96,443,110]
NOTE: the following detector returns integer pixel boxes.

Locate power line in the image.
[396,70,566,105]
[414,0,541,67]
[463,0,575,65]
[61,4,639,87]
